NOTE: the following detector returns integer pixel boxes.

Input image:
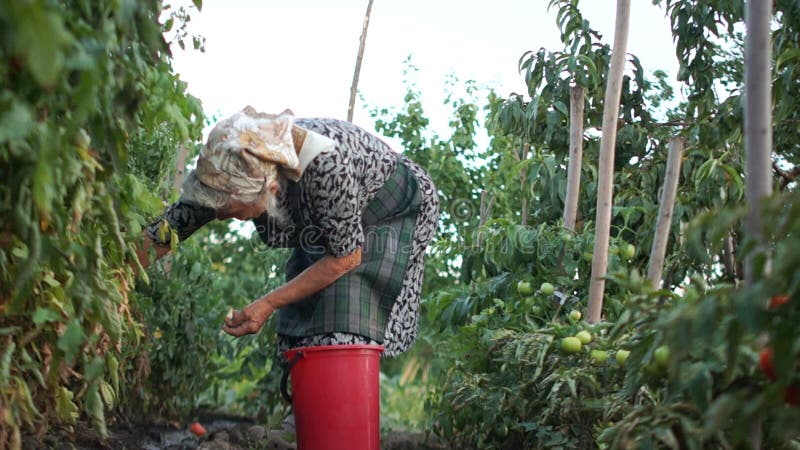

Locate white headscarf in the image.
[195,106,298,196]
[181,106,334,210]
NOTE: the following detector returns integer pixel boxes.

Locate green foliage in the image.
[130,245,232,417]
[371,67,491,290]
[2,0,799,447]
[380,369,429,433]
[599,193,800,448]
[381,0,800,447]
[0,0,202,444]
[127,126,193,201]
[428,197,800,448]
[428,254,632,449]
[128,228,291,419]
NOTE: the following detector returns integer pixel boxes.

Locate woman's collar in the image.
[283,126,335,182]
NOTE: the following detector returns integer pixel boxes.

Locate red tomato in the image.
[190,422,207,437]
[769,295,790,309]
[759,347,777,381]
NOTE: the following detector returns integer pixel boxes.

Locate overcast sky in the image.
[169,0,678,138]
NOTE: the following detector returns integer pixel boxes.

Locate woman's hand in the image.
[222,297,276,337]
[222,248,362,337]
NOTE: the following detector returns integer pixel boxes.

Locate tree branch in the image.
[772,161,800,190]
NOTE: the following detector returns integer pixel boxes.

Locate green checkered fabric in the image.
[276,157,422,342]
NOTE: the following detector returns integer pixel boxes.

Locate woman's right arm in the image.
[135,235,172,271]
[134,200,216,273]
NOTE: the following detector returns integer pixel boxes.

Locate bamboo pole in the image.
[646,137,684,288]
[519,143,530,226]
[586,0,631,324]
[744,0,773,285]
[744,2,773,442]
[563,85,585,230]
[722,229,740,282]
[172,144,189,193]
[347,0,374,122]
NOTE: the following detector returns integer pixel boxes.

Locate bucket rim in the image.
[283,344,384,358]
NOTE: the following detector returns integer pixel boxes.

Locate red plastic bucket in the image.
[283,344,383,450]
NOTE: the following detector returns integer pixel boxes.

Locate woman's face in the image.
[216,196,268,221]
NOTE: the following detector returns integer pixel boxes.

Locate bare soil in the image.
[22,413,445,450]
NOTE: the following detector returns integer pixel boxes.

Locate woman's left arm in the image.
[222,247,362,337]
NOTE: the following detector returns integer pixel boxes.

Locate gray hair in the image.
[180,163,282,213]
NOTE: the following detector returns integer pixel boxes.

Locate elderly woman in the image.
[138,105,439,361]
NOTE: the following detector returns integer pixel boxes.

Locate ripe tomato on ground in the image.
[190,422,207,437]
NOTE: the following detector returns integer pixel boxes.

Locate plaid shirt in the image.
[277,157,421,341]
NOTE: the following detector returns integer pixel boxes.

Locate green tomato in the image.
[582,252,593,262]
[530,305,543,316]
[569,310,582,321]
[654,345,670,368]
[590,349,609,364]
[494,423,509,438]
[616,349,631,366]
[561,336,582,354]
[517,281,534,296]
[575,330,592,344]
[623,243,636,259]
[539,282,555,296]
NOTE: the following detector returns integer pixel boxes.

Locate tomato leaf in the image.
[57,319,84,365]
[0,100,34,144]
[32,307,60,325]
[55,386,79,424]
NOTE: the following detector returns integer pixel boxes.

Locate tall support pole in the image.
[587,0,631,324]
[647,137,684,288]
[744,0,773,285]
[563,85,585,230]
[347,0,374,122]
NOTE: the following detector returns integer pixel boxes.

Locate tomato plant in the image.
[388,0,800,446]
[0,0,202,445]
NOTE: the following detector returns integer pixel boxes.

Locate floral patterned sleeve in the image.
[145,201,216,246]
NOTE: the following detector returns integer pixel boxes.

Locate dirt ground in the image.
[23,413,445,450]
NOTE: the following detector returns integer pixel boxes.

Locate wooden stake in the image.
[587,0,631,324]
[647,137,684,289]
[347,0,374,122]
[520,143,530,226]
[173,144,189,193]
[744,0,773,286]
[563,85,585,230]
